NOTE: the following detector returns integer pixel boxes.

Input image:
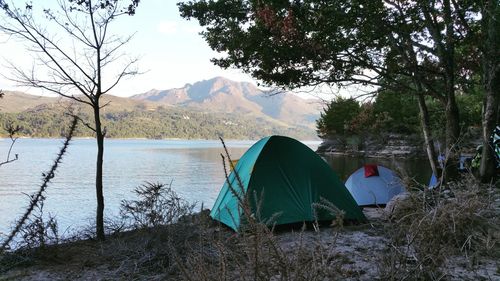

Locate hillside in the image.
[0,91,158,113]
[131,77,321,129]
[0,96,317,140]
[0,78,320,140]
[0,91,61,113]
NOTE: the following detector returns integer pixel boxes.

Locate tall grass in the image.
[379,175,499,280]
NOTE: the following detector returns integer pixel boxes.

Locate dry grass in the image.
[0,209,213,279]
[1,188,497,280]
[379,175,500,280]
[173,212,383,281]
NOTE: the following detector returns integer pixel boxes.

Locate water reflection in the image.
[322,154,432,183]
[0,139,266,233]
[0,138,427,235]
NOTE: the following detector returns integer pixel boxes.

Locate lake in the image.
[0,138,430,236]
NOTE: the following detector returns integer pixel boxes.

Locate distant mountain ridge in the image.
[131,77,321,128]
[0,91,61,113]
[0,77,321,139]
[0,91,158,113]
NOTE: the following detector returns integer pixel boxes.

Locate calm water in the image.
[0,138,429,235]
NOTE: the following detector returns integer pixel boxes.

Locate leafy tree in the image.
[179,1,387,89]
[373,91,420,135]
[478,0,500,182]
[317,92,421,139]
[457,85,483,131]
[349,102,375,135]
[0,0,141,240]
[316,97,360,138]
[178,0,492,181]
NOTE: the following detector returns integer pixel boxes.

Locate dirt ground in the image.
[1,207,498,281]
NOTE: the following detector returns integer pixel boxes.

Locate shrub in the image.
[120,181,195,229]
[17,199,59,250]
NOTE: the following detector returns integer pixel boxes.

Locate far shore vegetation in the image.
[0,105,315,140]
[316,85,482,150]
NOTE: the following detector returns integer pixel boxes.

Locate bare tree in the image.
[0,0,141,240]
[0,123,20,168]
[0,91,20,168]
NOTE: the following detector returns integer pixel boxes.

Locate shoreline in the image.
[318,150,428,159]
[0,136,321,142]
[2,195,498,281]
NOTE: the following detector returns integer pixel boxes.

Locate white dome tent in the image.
[345,165,406,206]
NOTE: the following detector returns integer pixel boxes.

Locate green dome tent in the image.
[210,136,366,231]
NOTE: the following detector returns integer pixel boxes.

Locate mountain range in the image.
[0,77,321,139]
[131,77,321,128]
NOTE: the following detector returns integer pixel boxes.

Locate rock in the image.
[317,134,425,158]
[384,192,410,218]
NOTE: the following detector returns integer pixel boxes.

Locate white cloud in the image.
[157,20,178,34]
[157,20,203,35]
[181,25,204,34]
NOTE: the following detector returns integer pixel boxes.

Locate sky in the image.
[0,0,256,97]
[0,0,370,101]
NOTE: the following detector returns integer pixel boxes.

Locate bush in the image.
[17,199,59,250]
[316,97,361,138]
[120,181,195,229]
[379,176,500,279]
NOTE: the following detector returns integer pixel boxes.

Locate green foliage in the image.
[316,89,482,139]
[372,91,420,134]
[178,0,387,89]
[0,105,316,140]
[316,93,420,138]
[350,103,375,135]
[457,87,483,130]
[316,97,360,138]
[178,1,482,97]
[179,0,486,155]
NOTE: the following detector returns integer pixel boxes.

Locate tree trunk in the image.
[443,0,460,181]
[416,91,441,180]
[397,28,441,182]
[94,102,105,240]
[480,86,499,182]
[479,0,500,183]
[443,92,461,181]
[420,0,461,182]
